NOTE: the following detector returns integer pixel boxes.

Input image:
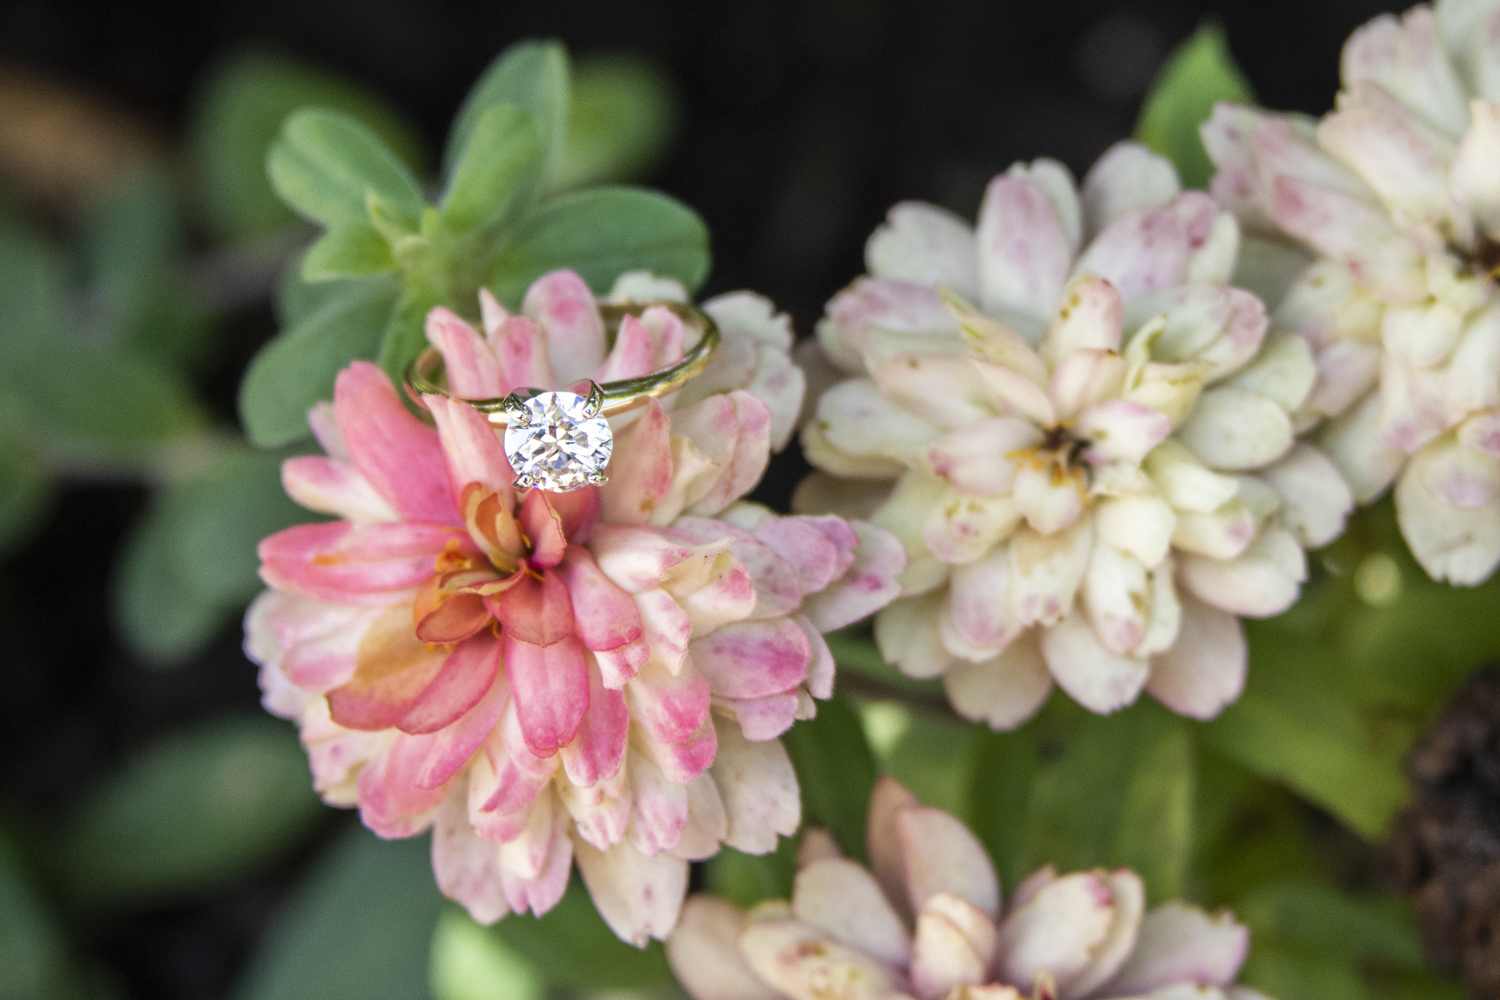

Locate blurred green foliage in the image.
[1136,23,1254,188]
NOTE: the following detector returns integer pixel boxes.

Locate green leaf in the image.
[967,725,1040,890]
[824,627,946,699]
[430,907,543,1000]
[61,716,325,906]
[703,840,798,910]
[553,53,678,191]
[303,223,395,280]
[1135,23,1254,189]
[446,40,569,188]
[0,835,67,996]
[491,879,672,992]
[485,186,710,306]
[0,435,52,555]
[268,108,425,230]
[1110,713,1194,902]
[235,824,442,1000]
[440,105,542,234]
[872,709,973,817]
[239,273,400,447]
[782,694,878,860]
[1240,945,1378,1000]
[114,447,310,665]
[192,48,425,242]
[1237,881,1426,969]
[1206,621,1410,840]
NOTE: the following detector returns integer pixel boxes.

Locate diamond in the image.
[502,390,613,492]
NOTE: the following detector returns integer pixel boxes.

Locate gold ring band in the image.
[405,300,720,424]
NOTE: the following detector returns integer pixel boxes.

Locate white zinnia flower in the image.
[795,141,1351,728]
[1203,0,1500,584]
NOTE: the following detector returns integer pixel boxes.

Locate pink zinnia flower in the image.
[245,270,904,945]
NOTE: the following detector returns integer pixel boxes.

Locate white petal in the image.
[994,871,1117,996]
[875,594,954,680]
[1176,387,1294,471]
[1340,6,1471,138]
[711,719,800,854]
[1452,99,1500,239]
[944,632,1054,730]
[674,773,730,861]
[1081,141,1181,239]
[1458,409,1500,458]
[1040,276,1125,368]
[739,920,900,1000]
[1008,518,1094,627]
[1062,869,1146,998]
[897,806,1002,918]
[1178,526,1307,617]
[816,378,936,462]
[976,173,1073,329]
[1320,390,1408,503]
[1145,440,1241,513]
[1076,400,1173,464]
[1014,461,1086,535]
[1082,544,1152,656]
[1260,443,1355,547]
[946,546,1025,653]
[793,858,912,965]
[667,896,781,1000]
[1171,499,1257,560]
[1050,349,1127,421]
[927,418,1039,495]
[922,490,1023,565]
[1094,495,1177,567]
[866,201,981,301]
[1147,595,1247,720]
[1396,438,1500,584]
[1040,608,1151,714]
[1317,82,1456,229]
[911,905,991,1000]
[1102,901,1250,996]
[574,837,688,947]
[867,777,920,920]
[1225,333,1317,413]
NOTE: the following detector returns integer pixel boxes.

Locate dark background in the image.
[0,1,1402,997]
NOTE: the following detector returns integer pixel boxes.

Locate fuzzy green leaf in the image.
[485,186,710,306]
[967,726,1040,890]
[377,288,444,392]
[552,54,678,191]
[446,40,569,188]
[429,907,543,1000]
[783,694,878,860]
[268,108,425,230]
[61,716,325,906]
[236,825,441,1000]
[1136,23,1254,189]
[302,223,395,280]
[440,105,542,234]
[193,48,425,241]
[239,274,400,447]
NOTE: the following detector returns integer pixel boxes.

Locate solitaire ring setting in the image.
[405,300,720,494]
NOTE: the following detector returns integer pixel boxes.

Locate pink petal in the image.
[600,399,675,526]
[425,395,515,504]
[799,520,907,633]
[753,514,857,595]
[626,749,690,857]
[644,714,719,786]
[667,896,780,1000]
[517,488,569,567]
[259,593,379,692]
[259,520,464,604]
[634,586,693,675]
[469,729,550,835]
[550,484,604,542]
[867,777,921,921]
[673,516,801,621]
[426,306,506,398]
[718,692,802,741]
[281,456,397,522]
[356,746,450,838]
[927,418,1039,495]
[559,663,629,787]
[1458,411,1500,460]
[334,362,457,525]
[1076,399,1172,464]
[383,671,507,790]
[500,792,574,916]
[969,357,1056,426]
[504,633,590,754]
[975,173,1071,324]
[1071,204,1191,303]
[591,524,734,593]
[479,288,508,337]
[671,391,774,516]
[595,313,657,382]
[691,618,811,699]
[490,570,574,647]
[794,857,913,965]
[556,544,645,654]
[797,614,836,699]
[946,546,1023,652]
[1270,176,1424,302]
[492,316,560,389]
[397,632,504,734]
[644,304,687,367]
[627,649,712,749]
[522,270,607,385]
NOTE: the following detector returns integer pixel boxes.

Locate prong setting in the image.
[582,382,605,418]
[501,389,614,493]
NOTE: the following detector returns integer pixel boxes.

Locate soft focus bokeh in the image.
[0,2,1483,1000]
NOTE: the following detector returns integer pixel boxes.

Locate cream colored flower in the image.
[796,143,1346,728]
[1203,0,1500,584]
